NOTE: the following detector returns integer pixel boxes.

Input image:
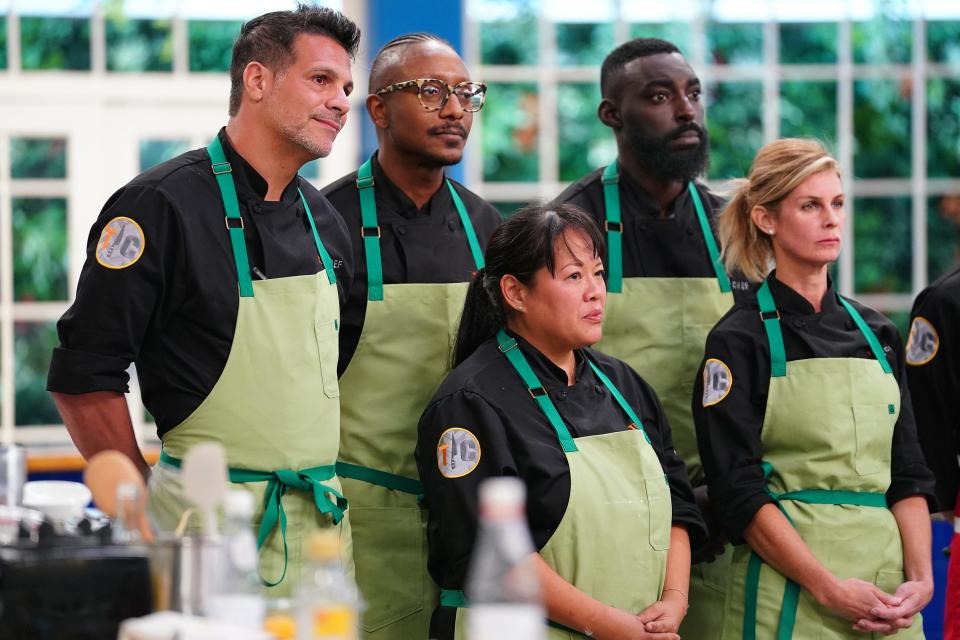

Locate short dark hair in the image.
[228,3,361,116]
[452,204,606,367]
[368,32,454,93]
[600,37,681,98]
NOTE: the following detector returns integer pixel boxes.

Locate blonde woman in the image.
[692,138,935,638]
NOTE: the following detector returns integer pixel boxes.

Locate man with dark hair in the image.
[553,37,745,636]
[323,32,500,639]
[48,4,359,594]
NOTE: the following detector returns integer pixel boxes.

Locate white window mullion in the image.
[537,12,558,201]
[762,20,779,143]
[911,18,927,291]
[0,132,14,445]
[837,19,855,298]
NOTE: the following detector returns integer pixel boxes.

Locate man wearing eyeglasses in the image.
[322,32,500,640]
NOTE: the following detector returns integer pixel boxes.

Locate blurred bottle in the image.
[465,477,545,640]
[205,489,266,629]
[296,530,361,640]
[112,482,143,545]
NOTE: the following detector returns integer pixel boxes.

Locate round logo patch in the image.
[702,358,733,407]
[96,216,145,269]
[436,427,481,479]
[906,316,939,366]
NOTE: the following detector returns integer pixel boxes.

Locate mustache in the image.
[428,124,468,137]
[668,123,705,140]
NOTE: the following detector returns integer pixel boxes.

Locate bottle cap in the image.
[305,530,341,562]
[223,489,255,518]
[478,477,525,508]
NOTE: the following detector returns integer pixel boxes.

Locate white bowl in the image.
[22,480,92,523]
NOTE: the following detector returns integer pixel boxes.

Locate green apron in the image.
[591,160,734,636]
[147,136,351,597]
[443,330,673,639]
[335,157,484,638]
[722,279,923,639]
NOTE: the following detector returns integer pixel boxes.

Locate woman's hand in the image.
[851,579,933,635]
[638,593,687,634]
[588,605,680,640]
[815,577,901,624]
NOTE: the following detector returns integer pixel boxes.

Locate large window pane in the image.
[0,16,7,70]
[556,22,613,67]
[482,83,538,182]
[491,201,527,219]
[480,17,537,65]
[11,138,67,179]
[139,139,190,172]
[853,197,911,294]
[20,17,91,71]
[779,23,836,64]
[852,20,911,64]
[629,23,690,55]
[12,198,69,302]
[708,23,762,66]
[557,83,613,182]
[927,79,960,178]
[15,322,60,426]
[706,82,762,180]
[780,81,836,143]
[106,18,173,72]
[880,310,910,340]
[188,20,242,72]
[928,21,960,63]
[853,80,911,178]
[928,195,960,281]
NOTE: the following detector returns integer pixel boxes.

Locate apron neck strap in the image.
[756,279,893,378]
[207,136,336,296]
[496,329,578,453]
[585,357,650,444]
[356,157,485,302]
[600,159,731,294]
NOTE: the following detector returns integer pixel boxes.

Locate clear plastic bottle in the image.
[112,482,143,545]
[465,477,545,640]
[205,489,266,629]
[296,530,361,640]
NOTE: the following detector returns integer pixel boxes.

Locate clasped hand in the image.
[829,578,932,635]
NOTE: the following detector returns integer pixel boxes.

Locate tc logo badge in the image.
[906,316,939,366]
[437,427,481,478]
[96,216,145,269]
[702,358,733,406]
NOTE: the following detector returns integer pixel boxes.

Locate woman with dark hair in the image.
[415,204,705,640]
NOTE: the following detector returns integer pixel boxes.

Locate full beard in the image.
[628,125,710,183]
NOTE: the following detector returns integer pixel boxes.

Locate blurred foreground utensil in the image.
[180,442,228,536]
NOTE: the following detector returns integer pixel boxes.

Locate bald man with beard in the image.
[323,33,501,639]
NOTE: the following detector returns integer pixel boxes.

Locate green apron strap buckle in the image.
[207,137,254,298]
[356,158,384,301]
[600,162,623,294]
[335,460,424,497]
[757,280,787,377]
[688,182,732,293]
[446,180,486,270]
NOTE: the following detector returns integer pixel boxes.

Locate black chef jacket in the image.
[906,263,960,511]
[322,153,502,375]
[47,128,353,438]
[553,167,751,296]
[693,273,937,544]
[416,331,707,638]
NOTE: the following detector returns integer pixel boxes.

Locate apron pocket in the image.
[351,505,424,631]
[874,568,903,595]
[644,477,671,551]
[315,316,340,399]
[852,404,894,476]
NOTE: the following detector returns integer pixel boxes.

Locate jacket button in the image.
[555,391,566,401]
[448,219,457,231]
[594,384,605,395]
[397,226,407,236]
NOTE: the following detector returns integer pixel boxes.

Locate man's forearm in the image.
[51,390,149,477]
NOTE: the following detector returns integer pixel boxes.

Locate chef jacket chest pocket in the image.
[314,310,340,399]
[852,403,895,476]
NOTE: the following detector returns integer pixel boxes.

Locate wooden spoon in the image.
[84,450,154,543]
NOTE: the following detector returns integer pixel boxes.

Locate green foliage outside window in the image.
[139,139,190,172]
[928,21,960,63]
[480,17,538,65]
[15,322,60,426]
[11,138,67,179]
[927,79,960,178]
[20,17,91,71]
[852,20,911,64]
[881,310,911,340]
[853,79,911,178]
[780,81,837,144]
[12,198,69,303]
[708,23,762,66]
[928,196,960,280]
[0,17,7,70]
[482,82,538,182]
[556,23,613,67]
[779,23,836,64]
[492,201,528,218]
[629,23,690,55]
[106,17,173,72]
[189,20,242,72]
[706,82,763,180]
[557,83,614,182]
[854,197,912,294]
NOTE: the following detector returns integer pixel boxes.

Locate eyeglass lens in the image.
[419,80,485,111]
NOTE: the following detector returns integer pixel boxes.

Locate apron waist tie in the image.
[159,449,347,587]
[440,589,590,638]
[335,460,424,497]
[743,479,888,640]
